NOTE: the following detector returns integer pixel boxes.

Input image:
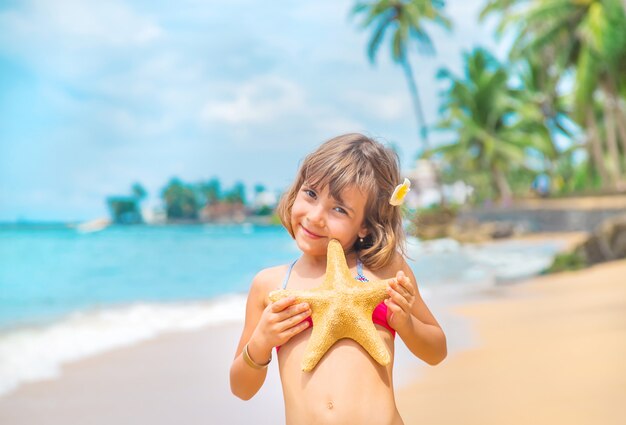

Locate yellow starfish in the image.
[269,239,393,372]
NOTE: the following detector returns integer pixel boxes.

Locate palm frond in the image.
[367,12,395,63]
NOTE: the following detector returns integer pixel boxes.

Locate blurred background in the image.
[1,0,625,424]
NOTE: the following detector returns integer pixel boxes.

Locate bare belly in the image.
[277,327,404,425]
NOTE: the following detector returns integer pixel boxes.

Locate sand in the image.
[396,259,626,425]
[0,323,287,425]
[1,235,624,424]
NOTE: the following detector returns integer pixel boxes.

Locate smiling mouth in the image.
[301,225,324,239]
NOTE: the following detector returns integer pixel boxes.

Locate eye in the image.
[334,206,348,215]
[304,188,316,199]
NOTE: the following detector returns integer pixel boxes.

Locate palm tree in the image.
[433,48,551,200]
[131,182,147,201]
[563,0,626,187]
[352,0,451,150]
[481,0,626,189]
[511,54,579,191]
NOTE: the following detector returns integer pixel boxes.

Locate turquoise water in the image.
[0,224,299,329]
[0,223,565,395]
[0,223,564,330]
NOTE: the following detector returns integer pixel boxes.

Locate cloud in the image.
[200,75,307,125]
[0,0,164,82]
[0,0,162,47]
[198,74,366,149]
[342,90,411,121]
[0,0,501,221]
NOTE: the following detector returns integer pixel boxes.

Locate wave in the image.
[0,237,562,398]
[406,236,560,285]
[0,294,247,397]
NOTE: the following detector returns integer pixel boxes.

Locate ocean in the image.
[0,223,564,396]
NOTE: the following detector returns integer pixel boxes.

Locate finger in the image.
[271,296,297,313]
[280,307,311,330]
[390,279,406,296]
[277,302,310,321]
[399,277,415,297]
[387,288,411,311]
[384,298,404,315]
[395,271,415,296]
[282,317,310,338]
[390,280,410,300]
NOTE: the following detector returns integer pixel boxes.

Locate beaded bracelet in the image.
[243,343,272,369]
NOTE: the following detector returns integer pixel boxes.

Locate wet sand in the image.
[0,324,286,425]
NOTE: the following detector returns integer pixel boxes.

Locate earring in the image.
[359,237,364,243]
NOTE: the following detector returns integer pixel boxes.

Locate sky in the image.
[0,0,502,222]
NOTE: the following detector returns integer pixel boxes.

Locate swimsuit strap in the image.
[356,258,369,282]
[283,257,368,289]
[282,259,298,289]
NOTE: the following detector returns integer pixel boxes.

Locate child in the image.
[230,133,447,424]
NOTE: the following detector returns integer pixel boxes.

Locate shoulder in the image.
[252,264,288,287]
[249,264,291,300]
[375,251,415,281]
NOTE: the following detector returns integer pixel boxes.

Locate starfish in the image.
[269,239,393,372]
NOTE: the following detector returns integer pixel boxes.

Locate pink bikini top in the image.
[276,258,395,352]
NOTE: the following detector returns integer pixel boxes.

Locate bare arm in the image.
[385,256,447,365]
[229,270,311,400]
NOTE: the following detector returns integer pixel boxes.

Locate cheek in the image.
[290,199,303,215]
[290,200,307,223]
[328,216,354,233]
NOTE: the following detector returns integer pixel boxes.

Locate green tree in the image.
[434,48,547,200]
[106,183,147,224]
[511,56,578,191]
[254,184,266,195]
[352,0,451,149]
[481,0,626,189]
[131,182,147,201]
[197,178,221,206]
[161,178,199,220]
[224,181,246,204]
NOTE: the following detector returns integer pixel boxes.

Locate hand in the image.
[250,296,311,357]
[385,270,416,331]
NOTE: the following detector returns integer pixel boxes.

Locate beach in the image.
[397,258,626,425]
[1,234,624,424]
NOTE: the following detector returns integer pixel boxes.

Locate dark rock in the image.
[576,214,626,265]
[489,221,516,239]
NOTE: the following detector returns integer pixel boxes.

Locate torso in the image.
[263,256,405,425]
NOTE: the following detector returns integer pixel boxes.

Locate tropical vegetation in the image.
[479,0,626,195]
[106,177,266,223]
[352,0,452,150]
[106,183,147,224]
[108,0,626,225]
[354,0,626,203]
[161,177,248,220]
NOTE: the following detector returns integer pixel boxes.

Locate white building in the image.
[404,159,473,208]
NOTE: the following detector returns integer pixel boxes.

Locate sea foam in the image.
[0,294,246,397]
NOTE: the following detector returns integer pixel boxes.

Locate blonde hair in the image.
[277,133,406,270]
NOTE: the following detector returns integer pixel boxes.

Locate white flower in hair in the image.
[389,178,411,206]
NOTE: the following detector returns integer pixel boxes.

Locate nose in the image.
[306,203,326,228]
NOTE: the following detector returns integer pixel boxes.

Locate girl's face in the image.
[290,182,369,257]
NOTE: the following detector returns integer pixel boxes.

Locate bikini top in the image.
[276,258,395,352]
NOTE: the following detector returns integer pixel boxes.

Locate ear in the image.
[358,225,369,239]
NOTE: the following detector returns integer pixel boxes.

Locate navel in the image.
[327,401,334,410]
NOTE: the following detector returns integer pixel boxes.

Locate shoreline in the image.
[1,232,623,424]
[0,324,287,425]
